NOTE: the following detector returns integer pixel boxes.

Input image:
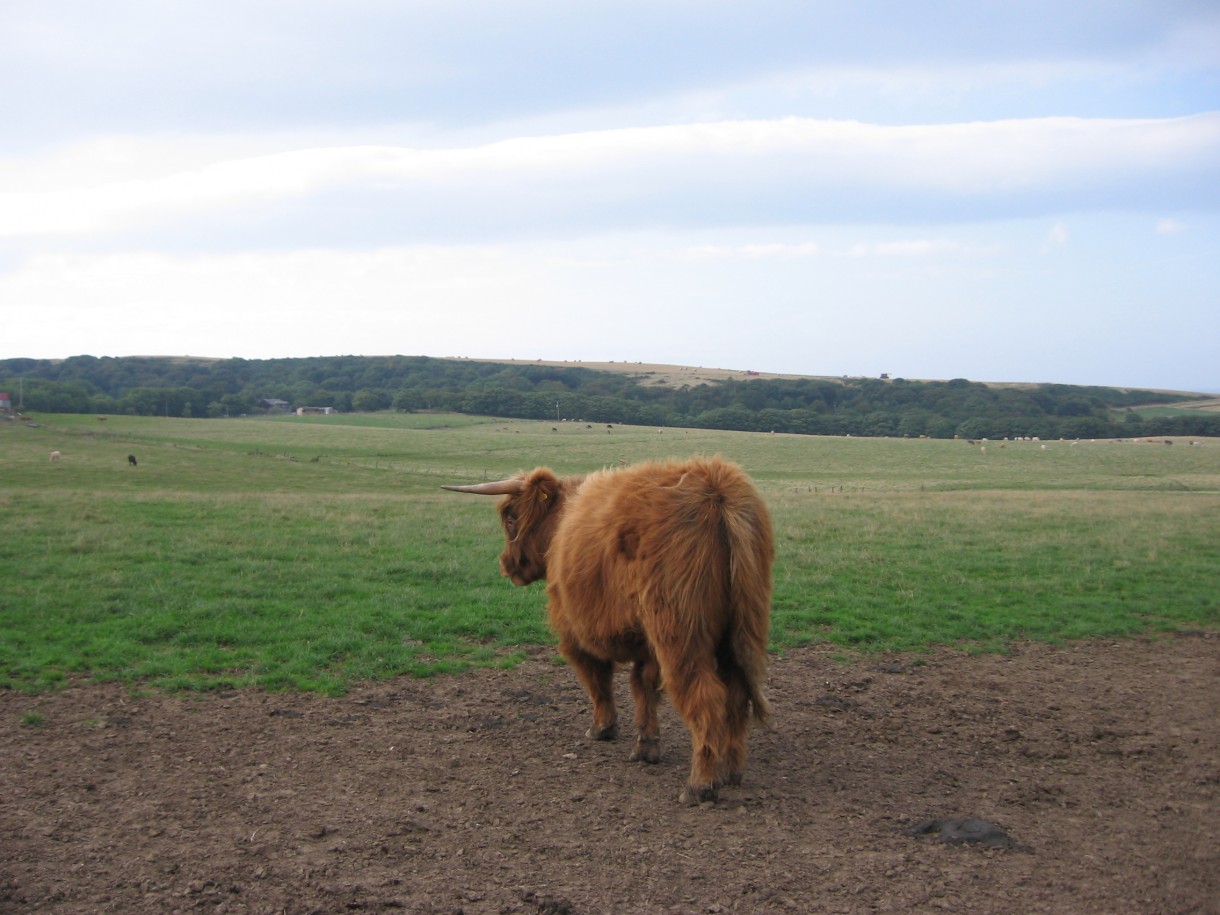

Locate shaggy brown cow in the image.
[444,456,774,804]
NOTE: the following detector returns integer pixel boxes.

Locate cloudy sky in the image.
[2,1,1218,391]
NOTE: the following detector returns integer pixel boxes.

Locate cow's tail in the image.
[718,470,775,727]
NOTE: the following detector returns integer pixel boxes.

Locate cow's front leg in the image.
[563,641,618,740]
[628,656,662,763]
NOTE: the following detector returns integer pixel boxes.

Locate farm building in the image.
[258,398,292,412]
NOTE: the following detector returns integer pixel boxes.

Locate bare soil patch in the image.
[3,634,1217,914]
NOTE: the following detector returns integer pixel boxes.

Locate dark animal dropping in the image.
[907,817,1030,851]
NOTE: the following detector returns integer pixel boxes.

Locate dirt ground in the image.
[3,633,1217,915]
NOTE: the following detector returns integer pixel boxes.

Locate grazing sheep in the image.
[128,454,138,467]
[49,450,61,463]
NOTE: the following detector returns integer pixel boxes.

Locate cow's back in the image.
[545,457,772,655]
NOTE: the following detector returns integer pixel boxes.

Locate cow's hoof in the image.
[678,783,717,806]
[629,737,661,764]
[586,722,618,741]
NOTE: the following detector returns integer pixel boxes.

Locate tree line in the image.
[3,354,1216,440]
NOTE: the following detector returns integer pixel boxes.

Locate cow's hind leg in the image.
[664,659,730,805]
[720,661,753,787]
[628,655,662,764]
[562,640,618,740]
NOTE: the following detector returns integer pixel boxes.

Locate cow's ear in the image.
[538,476,561,504]
[524,468,562,506]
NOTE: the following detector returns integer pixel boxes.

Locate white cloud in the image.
[2,2,1216,391]
[684,241,822,260]
[1042,222,1070,251]
[1,244,549,358]
[0,146,409,237]
[4,245,532,307]
[687,237,1002,260]
[872,239,1001,258]
[3,113,1217,243]
[5,1,1210,144]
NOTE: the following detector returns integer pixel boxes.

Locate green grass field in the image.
[3,412,1217,693]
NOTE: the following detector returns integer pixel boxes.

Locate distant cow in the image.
[128,454,138,467]
[49,450,61,463]
[444,456,774,804]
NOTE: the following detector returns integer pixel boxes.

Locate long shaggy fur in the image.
[478,455,774,804]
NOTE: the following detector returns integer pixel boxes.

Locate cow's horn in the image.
[441,479,526,495]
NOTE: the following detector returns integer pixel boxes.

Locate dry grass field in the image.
[455,356,1218,402]
[447,357,823,387]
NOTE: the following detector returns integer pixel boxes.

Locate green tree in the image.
[956,417,996,440]
[352,389,389,412]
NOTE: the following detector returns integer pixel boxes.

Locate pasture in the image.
[2,412,1218,913]
[1,412,1217,693]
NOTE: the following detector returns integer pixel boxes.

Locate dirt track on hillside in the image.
[3,633,1217,914]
